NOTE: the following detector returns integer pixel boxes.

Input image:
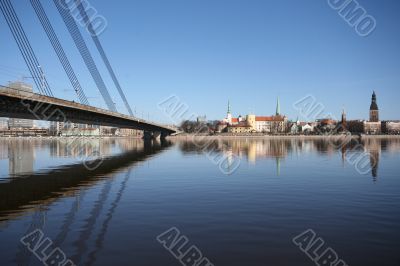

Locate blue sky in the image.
[1,0,399,123]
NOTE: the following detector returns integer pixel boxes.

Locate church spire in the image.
[369,91,379,122]
[276,97,281,116]
[341,106,347,130]
[370,91,378,110]
[226,100,233,124]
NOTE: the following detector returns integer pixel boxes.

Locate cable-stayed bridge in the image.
[0,86,176,137]
[0,0,176,138]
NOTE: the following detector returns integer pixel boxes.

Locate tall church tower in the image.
[276,97,281,116]
[226,100,232,124]
[369,91,379,122]
[341,107,347,130]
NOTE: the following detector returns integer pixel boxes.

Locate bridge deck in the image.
[0,87,175,134]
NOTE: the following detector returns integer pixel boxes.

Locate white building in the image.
[60,127,100,137]
[301,124,313,132]
[7,82,34,129]
[0,118,8,130]
[222,99,288,134]
[247,115,287,133]
[385,121,400,134]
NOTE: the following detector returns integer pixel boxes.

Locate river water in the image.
[0,137,399,266]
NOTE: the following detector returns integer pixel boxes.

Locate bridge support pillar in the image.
[161,131,169,140]
[153,131,161,140]
[143,131,153,140]
[143,131,169,141]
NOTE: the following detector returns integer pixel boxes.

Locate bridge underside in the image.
[0,90,175,137]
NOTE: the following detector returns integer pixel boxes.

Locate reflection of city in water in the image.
[176,138,400,179]
[1,137,399,179]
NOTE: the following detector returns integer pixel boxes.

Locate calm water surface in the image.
[0,137,399,266]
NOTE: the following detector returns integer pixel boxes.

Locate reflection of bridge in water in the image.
[0,138,153,176]
[0,140,172,265]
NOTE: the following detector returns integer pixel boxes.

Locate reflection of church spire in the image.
[341,145,347,167]
[370,150,379,182]
[363,139,381,182]
[276,157,281,176]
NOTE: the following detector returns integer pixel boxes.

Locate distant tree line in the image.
[179,120,220,134]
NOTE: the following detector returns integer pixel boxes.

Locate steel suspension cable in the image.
[2,0,54,96]
[75,0,134,116]
[0,0,45,95]
[30,0,89,105]
[53,0,116,112]
[0,0,54,96]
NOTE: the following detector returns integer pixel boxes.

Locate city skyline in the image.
[0,85,396,129]
[220,91,394,123]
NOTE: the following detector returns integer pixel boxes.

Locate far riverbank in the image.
[168,134,400,140]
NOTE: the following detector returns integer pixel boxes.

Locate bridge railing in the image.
[0,85,176,132]
[0,84,139,120]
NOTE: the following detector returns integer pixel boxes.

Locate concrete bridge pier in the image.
[143,131,154,140]
[143,131,169,140]
[161,131,170,140]
[153,131,161,140]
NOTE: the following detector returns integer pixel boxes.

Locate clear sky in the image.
[1,0,399,123]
